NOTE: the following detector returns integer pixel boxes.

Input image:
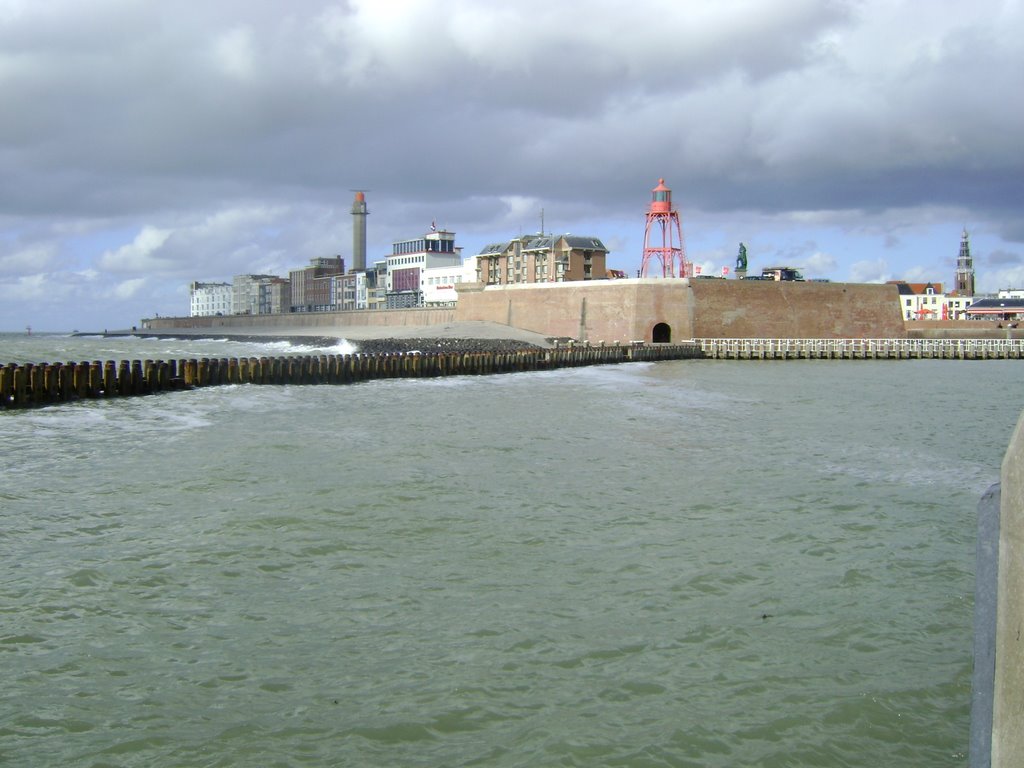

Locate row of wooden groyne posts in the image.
[0,343,698,410]
[2,338,1021,410]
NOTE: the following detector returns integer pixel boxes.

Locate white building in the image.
[386,228,464,309]
[189,281,233,317]
[422,255,479,307]
[890,281,973,321]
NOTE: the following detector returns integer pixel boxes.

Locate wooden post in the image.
[44,364,59,402]
[58,363,73,401]
[71,361,87,398]
[27,364,43,405]
[144,360,157,392]
[88,361,101,396]
[0,364,14,408]
[118,360,131,396]
[13,365,27,407]
[102,361,116,396]
[130,360,145,394]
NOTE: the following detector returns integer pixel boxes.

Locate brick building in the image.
[289,256,345,313]
[475,234,608,285]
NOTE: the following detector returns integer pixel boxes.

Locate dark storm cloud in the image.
[988,250,1022,266]
[0,0,853,211]
[1,0,1022,330]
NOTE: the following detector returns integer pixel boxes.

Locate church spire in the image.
[954,228,975,296]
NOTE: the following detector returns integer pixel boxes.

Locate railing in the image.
[696,338,1024,360]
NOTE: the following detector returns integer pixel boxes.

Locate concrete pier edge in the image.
[990,410,1024,766]
[972,482,1000,768]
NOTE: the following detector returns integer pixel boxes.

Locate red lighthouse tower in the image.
[640,178,691,278]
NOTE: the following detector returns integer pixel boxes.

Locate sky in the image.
[1,0,1022,332]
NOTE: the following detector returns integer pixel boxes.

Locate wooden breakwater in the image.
[0,342,702,410]
[698,338,1024,360]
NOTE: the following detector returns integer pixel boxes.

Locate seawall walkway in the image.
[0,342,701,410]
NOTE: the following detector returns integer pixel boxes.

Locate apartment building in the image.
[290,256,345,313]
[232,274,284,316]
[189,281,232,317]
[475,234,608,285]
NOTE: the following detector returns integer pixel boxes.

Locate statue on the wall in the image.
[736,243,748,272]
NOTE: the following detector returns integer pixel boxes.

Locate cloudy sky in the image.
[1,0,1022,332]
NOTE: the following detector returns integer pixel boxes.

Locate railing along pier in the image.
[697,338,1024,360]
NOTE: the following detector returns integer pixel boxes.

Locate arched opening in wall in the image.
[652,322,672,343]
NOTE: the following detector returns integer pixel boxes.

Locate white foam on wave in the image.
[250,339,354,355]
[285,339,358,355]
[820,443,995,495]
[14,404,111,438]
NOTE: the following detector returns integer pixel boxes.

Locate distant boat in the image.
[25,325,31,335]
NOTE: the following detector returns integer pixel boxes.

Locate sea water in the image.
[2,333,1022,767]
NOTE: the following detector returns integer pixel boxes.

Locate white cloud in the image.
[111,276,147,300]
[802,251,838,277]
[0,272,47,300]
[982,264,1024,294]
[0,242,56,275]
[849,258,891,284]
[99,226,172,273]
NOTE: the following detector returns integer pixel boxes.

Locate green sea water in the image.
[2,334,1021,766]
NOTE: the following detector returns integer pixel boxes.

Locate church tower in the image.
[954,228,975,296]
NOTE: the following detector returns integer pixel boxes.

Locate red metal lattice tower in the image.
[640,178,691,278]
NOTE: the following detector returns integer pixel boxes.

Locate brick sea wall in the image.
[145,279,910,344]
[455,279,907,342]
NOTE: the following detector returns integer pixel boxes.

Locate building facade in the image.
[385,229,463,309]
[890,281,973,321]
[189,281,233,317]
[422,255,479,307]
[290,256,345,313]
[965,297,1024,322]
[263,278,291,316]
[232,274,283,316]
[475,234,608,286]
[331,269,382,311]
